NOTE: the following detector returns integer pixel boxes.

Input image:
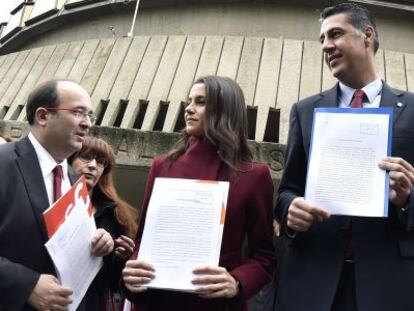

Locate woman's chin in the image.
[85,181,95,193]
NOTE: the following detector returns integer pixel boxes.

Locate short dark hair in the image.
[320,3,379,53]
[26,79,61,125]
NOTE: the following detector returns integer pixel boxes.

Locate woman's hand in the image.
[122,260,155,293]
[192,265,239,299]
[91,228,114,257]
[114,235,135,260]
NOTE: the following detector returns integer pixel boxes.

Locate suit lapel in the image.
[68,165,80,185]
[379,82,406,125]
[315,82,405,124]
[15,137,50,241]
[315,84,339,108]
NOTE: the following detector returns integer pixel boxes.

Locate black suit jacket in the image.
[0,137,78,311]
[275,82,414,311]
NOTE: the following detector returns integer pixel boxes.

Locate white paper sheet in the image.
[44,180,102,311]
[305,108,392,217]
[138,178,229,292]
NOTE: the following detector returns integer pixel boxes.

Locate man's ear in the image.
[363,26,375,48]
[35,107,49,126]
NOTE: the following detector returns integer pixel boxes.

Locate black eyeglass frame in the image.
[77,154,109,168]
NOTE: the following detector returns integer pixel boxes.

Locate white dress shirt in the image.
[338,77,383,108]
[28,132,71,206]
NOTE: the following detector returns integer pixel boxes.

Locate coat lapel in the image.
[15,137,50,241]
[379,82,406,125]
[315,84,339,109]
[68,165,80,185]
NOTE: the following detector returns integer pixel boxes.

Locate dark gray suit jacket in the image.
[0,137,78,311]
[275,82,414,311]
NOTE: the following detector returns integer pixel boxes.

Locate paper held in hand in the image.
[43,177,102,311]
[138,177,229,292]
[305,108,393,217]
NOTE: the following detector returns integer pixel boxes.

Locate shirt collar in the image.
[28,132,68,179]
[339,77,382,107]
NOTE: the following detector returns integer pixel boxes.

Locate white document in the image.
[44,180,103,311]
[138,177,229,292]
[305,108,392,217]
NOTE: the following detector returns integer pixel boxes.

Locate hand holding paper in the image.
[123,260,155,293]
[305,108,393,217]
[379,157,414,207]
[28,274,73,311]
[43,177,103,311]
[136,178,229,292]
[287,197,330,232]
[192,265,239,299]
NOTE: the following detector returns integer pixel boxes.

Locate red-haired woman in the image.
[69,136,138,310]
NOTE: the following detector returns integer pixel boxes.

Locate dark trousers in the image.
[331,262,358,311]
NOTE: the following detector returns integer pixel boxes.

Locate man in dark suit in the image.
[0,79,115,310]
[275,4,414,311]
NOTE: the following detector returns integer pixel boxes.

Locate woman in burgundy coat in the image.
[122,76,276,311]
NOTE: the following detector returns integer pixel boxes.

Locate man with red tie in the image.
[0,79,114,310]
[275,3,414,311]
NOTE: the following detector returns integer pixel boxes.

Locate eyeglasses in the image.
[45,108,97,124]
[77,154,109,168]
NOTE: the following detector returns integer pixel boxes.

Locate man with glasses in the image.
[0,79,114,310]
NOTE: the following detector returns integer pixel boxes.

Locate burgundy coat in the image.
[125,137,276,311]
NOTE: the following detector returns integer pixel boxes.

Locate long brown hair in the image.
[69,137,138,238]
[167,76,253,172]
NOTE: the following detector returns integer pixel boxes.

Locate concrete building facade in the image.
[0,0,413,208]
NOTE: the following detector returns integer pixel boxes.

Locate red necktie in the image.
[53,165,63,202]
[344,89,366,261]
[350,89,365,108]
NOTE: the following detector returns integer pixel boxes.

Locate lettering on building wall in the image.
[269,150,284,172]
[116,135,129,157]
[10,127,23,139]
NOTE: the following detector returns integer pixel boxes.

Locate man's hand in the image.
[192,266,239,299]
[27,274,72,311]
[91,228,114,257]
[379,157,414,207]
[287,197,330,232]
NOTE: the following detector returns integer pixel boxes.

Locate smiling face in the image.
[319,13,376,88]
[185,83,206,137]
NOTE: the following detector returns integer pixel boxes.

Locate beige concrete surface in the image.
[1,35,413,144]
[4,2,413,54]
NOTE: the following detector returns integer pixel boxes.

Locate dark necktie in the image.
[350,89,365,108]
[53,165,63,202]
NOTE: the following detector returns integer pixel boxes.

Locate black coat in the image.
[0,137,126,310]
[0,137,78,310]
